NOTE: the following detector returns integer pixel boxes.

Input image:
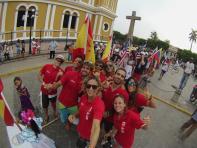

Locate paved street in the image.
[0,55,197,148]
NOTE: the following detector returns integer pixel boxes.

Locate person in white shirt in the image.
[158,59,170,80]
[178,58,194,92]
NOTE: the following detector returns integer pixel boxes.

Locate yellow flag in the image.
[102,36,112,62]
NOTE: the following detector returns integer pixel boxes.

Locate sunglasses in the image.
[128,81,136,86]
[95,64,103,68]
[86,84,98,90]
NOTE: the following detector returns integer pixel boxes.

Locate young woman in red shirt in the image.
[107,95,150,148]
[68,76,105,148]
[125,77,156,114]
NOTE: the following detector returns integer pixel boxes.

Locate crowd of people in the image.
[11,40,196,147]
[0,38,41,63]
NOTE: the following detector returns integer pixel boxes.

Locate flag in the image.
[85,17,95,64]
[118,50,130,66]
[153,48,162,63]
[102,36,112,62]
[0,79,14,126]
[72,17,88,61]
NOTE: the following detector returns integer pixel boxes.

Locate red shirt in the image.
[129,93,148,114]
[64,66,74,73]
[40,64,63,95]
[102,87,129,122]
[102,87,129,111]
[100,71,106,82]
[113,110,144,148]
[77,95,105,140]
[58,71,82,107]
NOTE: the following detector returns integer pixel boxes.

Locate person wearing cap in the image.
[38,54,64,124]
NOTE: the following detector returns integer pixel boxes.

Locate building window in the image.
[63,11,70,28]
[17,6,26,27]
[71,12,78,29]
[26,7,36,27]
[103,22,109,32]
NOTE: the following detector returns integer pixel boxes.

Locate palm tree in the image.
[150,31,158,40]
[189,29,197,51]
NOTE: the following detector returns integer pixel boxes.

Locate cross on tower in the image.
[126,11,141,46]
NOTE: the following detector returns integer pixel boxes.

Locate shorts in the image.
[59,104,78,124]
[41,93,57,108]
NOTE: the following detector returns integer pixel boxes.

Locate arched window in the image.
[71,12,78,29]
[63,11,70,28]
[17,6,26,27]
[27,6,36,27]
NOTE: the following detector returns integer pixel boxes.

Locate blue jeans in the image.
[179,72,190,90]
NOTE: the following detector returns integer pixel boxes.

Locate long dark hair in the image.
[29,119,41,138]
[125,77,144,112]
[125,77,138,106]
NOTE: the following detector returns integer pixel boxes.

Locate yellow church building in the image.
[0,0,118,42]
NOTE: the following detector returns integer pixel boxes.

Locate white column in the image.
[23,10,28,38]
[75,15,79,38]
[1,2,8,41]
[67,14,72,37]
[93,15,98,40]
[49,4,56,37]
[60,14,64,37]
[44,4,51,37]
[13,8,19,39]
[97,15,103,41]
[33,12,38,38]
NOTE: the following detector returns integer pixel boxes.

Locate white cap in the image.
[55,54,65,62]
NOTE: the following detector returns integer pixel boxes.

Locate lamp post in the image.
[29,9,35,54]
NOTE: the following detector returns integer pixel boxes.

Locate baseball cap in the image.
[55,54,65,63]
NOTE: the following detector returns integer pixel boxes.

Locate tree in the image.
[189,29,197,51]
[150,31,158,40]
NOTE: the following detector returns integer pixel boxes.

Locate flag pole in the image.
[1,92,22,131]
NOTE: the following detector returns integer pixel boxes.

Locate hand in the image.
[44,83,53,90]
[68,115,76,123]
[143,115,150,127]
[103,111,109,118]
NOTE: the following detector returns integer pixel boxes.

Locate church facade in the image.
[0,0,118,42]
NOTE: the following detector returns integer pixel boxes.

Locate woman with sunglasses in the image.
[68,76,105,148]
[110,94,150,148]
[125,77,156,114]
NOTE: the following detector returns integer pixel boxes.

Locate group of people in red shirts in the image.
[38,54,156,148]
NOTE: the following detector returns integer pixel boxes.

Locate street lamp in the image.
[29,9,35,54]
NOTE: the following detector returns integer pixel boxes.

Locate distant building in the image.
[0,0,118,42]
[168,45,180,58]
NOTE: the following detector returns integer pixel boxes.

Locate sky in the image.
[113,0,197,53]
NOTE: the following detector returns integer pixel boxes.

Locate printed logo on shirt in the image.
[85,107,92,120]
[70,80,76,84]
[120,121,126,133]
[46,70,51,74]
